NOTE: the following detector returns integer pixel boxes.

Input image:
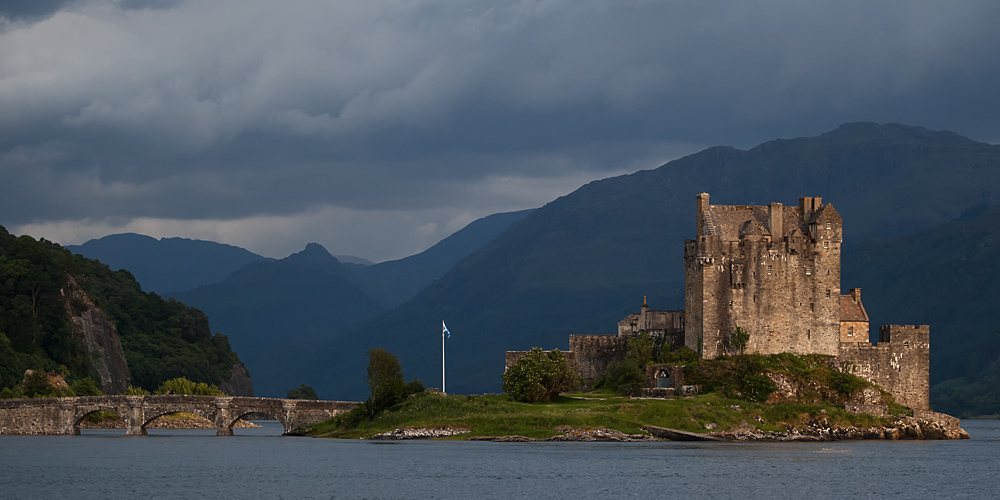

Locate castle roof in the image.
[840,294,869,322]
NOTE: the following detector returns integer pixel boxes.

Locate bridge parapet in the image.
[0,396,357,436]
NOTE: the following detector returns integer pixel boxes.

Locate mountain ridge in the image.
[296,122,1000,405]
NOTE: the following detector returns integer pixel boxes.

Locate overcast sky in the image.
[2,1,999,261]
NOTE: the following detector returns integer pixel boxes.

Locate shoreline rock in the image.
[370,427,470,440]
[471,427,656,442]
[707,413,970,441]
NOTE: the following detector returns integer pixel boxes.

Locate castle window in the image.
[729,300,733,310]
[826,289,831,298]
[805,266,812,275]
[807,329,811,340]
[904,341,910,348]
[824,241,829,249]
[848,327,854,337]
[767,265,772,275]
[826,223,831,230]
[810,302,814,312]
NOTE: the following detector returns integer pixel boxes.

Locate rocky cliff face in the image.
[62,276,131,394]
[219,363,254,396]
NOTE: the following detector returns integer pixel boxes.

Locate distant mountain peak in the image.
[336,255,374,266]
[301,242,331,255]
[820,122,980,146]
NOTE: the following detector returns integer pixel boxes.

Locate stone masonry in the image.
[0,395,356,436]
[506,193,931,411]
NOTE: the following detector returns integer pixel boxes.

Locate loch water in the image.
[2,420,999,499]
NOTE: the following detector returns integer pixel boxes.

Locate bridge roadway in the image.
[0,395,357,436]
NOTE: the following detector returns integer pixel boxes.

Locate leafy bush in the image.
[156,377,223,396]
[404,380,425,396]
[125,386,151,395]
[602,358,646,397]
[658,346,699,364]
[502,348,581,403]
[70,377,103,396]
[287,384,319,400]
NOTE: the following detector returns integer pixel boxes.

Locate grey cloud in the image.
[119,0,181,10]
[0,0,77,21]
[2,0,1000,234]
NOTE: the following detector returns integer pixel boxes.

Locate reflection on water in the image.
[3,420,998,500]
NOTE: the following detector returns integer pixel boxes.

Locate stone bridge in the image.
[0,395,357,436]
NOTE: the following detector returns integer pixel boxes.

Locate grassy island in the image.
[307,389,893,440]
[308,352,919,440]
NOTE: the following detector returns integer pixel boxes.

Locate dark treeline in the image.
[0,226,244,393]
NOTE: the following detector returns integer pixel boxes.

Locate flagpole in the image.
[442,323,446,395]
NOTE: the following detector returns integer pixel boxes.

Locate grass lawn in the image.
[308,390,890,439]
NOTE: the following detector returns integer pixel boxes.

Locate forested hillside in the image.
[0,226,248,394]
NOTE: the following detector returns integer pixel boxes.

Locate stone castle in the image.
[507,193,930,410]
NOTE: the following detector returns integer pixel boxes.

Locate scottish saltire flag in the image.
[442,320,451,338]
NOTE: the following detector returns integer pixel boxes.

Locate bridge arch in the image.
[226,409,289,435]
[140,408,217,433]
[71,406,129,435]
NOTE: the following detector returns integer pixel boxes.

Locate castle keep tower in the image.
[684,193,843,358]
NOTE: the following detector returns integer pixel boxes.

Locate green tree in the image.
[365,348,407,418]
[731,326,750,356]
[287,384,319,400]
[70,377,103,396]
[502,348,581,403]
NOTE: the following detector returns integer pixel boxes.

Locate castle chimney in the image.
[696,193,710,236]
[799,196,823,220]
[768,202,783,239]
[850,288,861,302]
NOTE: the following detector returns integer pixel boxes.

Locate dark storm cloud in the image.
[0,0,77,22]
[2,0,1000,258]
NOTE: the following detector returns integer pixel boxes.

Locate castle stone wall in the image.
[568,335,627,383]
[838,325,930,410]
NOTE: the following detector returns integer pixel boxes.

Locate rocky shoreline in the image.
[367,412,970,442]
[706,413,969,441]
[371,427,471,439]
